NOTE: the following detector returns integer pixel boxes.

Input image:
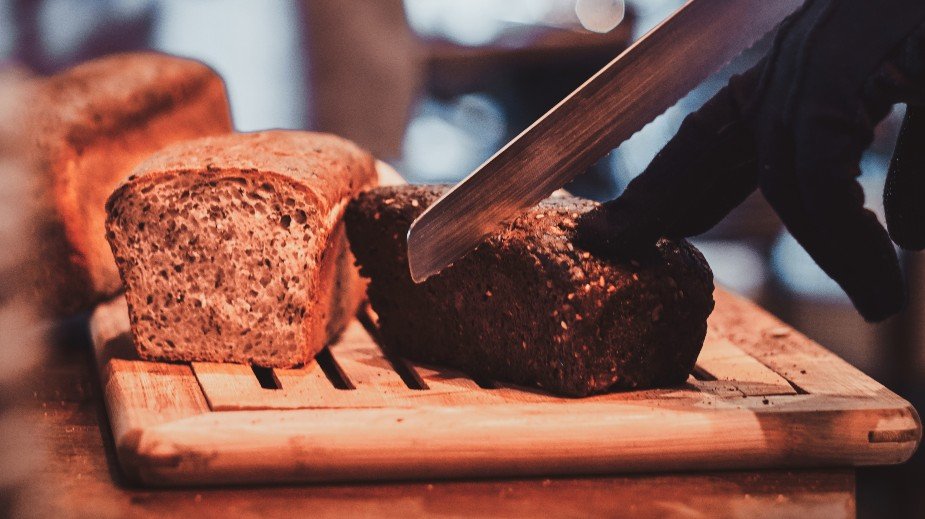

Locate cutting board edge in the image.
[113,397,920,487]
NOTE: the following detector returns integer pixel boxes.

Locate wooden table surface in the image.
[25,331,857,519]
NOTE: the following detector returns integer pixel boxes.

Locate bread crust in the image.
[106,131,377,366]
[28,52,233,317]
[346,185,716,397]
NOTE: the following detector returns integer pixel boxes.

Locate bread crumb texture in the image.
[106,131,376,367]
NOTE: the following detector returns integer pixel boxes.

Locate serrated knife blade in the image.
[407,0,804,283]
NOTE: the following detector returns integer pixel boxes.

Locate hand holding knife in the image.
[407,0,925,322]
[406,0,805,283]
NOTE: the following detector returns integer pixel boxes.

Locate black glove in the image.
[577,0,925,322]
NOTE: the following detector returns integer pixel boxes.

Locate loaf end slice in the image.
[345,185,715,397]
[106,131,377,367]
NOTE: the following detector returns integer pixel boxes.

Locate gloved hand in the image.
[577,0,925,322]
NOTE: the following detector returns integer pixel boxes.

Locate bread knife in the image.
[407,0,805,283]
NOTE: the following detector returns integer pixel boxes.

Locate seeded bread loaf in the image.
[29,52,233,317]
[345,185,715,396]
[106,131,377,367]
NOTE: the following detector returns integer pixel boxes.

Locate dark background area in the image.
[0,1,922,516]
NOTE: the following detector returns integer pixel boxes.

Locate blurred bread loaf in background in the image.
[0,68,46,519]
[27,52,233,318]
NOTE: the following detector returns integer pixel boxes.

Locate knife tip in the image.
[408,260,431,284]
[406,225,434,284]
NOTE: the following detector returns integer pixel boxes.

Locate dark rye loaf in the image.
[345,185,715,397]
[106,131,377,367]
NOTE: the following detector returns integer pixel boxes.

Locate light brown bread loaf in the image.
[105,131,377,367]
[28,52,233,317]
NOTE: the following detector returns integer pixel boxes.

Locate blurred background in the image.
[0,0,922,516]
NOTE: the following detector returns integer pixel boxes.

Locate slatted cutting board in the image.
[90,289,921,487]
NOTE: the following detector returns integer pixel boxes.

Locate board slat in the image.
[695,335,797,397]
[708,291,888,398]
[413,363,515,403]
[193,360,357,411]
[328,322,415,395]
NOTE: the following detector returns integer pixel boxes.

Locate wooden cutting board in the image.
[90,289,921,487]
